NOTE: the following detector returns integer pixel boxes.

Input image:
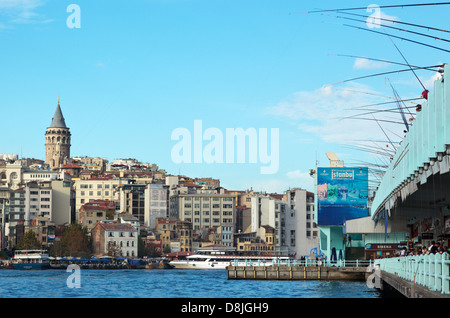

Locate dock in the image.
[226,264,370,281]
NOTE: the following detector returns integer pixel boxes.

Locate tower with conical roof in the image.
[45,98,71,169]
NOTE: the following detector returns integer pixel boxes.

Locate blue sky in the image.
[0,0,448,193]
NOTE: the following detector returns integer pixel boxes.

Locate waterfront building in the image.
[45,99,71,169]
[169,192,236,246]
[344,216,411,259]
[234,225,275,255]
[5,178,74,248]
[91,221,138,257]
[283,188,320,257]
[250,194,288,255]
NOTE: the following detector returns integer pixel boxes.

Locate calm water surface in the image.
[0,269,382,298]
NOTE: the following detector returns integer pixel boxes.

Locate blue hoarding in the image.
[317,167,369,226]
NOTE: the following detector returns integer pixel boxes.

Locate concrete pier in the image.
[226,265,370,281]
[379,271,450,298]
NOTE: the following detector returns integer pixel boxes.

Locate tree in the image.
[16,231,41,250]
[106,242,121,258]
[60,224,90,257]
[163,245,171,254]
[137,236,146,258]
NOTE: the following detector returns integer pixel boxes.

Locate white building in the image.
[92,221,138,257]
[144,183,168,228]
[284,188,319,257]
[250,195,288,255]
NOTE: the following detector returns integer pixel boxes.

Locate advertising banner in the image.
[317,167,369,226]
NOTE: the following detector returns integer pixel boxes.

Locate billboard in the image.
[317,167,369,226]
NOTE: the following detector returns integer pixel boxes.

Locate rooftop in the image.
[49,102,67,129]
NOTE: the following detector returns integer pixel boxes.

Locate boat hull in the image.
[169,261,229,270]
[169,260,276,270]
[13,262,50,270]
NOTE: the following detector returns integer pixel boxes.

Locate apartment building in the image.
[169,193,236,245]
[75,176,126,220]
[144,183,169,228]
[283,188,319,257]
[78,200,116,232]
[91,221,138,257]
[250,194,288,255]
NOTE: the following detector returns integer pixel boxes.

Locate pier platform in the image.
[226,265,370,281]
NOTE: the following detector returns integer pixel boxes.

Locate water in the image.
[0,269,382,298]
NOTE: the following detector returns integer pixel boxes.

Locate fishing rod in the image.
[346,98,422,109]
[387,35,427,91]
[372,114,398,151]
[341,23,450,54]
[326,64,442,87]
[390,83,411,131]
[344,144,396,158]
[295,2,450,14]
[342,116,410,125]
[340,11,450,34]
[337,88,425,103]
[392,86,415,118]
[323,13,450,43]
[343,106,418,119]
[329,53,439,72]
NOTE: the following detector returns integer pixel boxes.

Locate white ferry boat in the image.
[169,254,290,269]
[12,250,51,270]
[169,245,291,270]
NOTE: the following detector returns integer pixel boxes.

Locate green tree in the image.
[60,224,90,257]
[16,231,41,250]
[48,241,64,258]
[137,236,146,258]
[163,245,171,254]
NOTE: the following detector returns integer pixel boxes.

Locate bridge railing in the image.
[230,258,374,268]
[374,253,450,294]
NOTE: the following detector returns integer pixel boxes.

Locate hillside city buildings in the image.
[0,100,319,258]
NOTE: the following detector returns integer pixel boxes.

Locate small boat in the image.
[12,250,51,270]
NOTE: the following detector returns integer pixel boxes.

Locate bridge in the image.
[371,63,450,237]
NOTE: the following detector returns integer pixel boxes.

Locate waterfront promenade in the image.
[227,254,450,298]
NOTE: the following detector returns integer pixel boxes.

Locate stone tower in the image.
[45,98,71,169]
